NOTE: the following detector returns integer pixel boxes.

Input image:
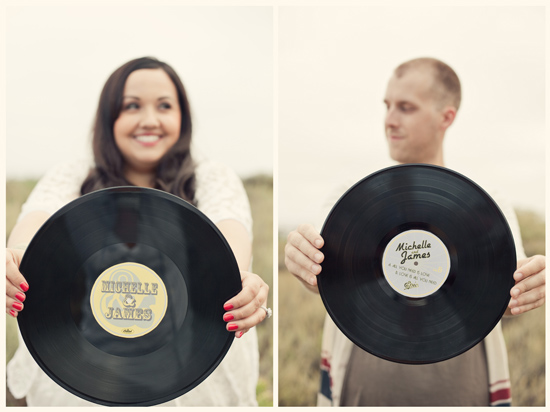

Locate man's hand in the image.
[507,255,545,315]
[284,224,325,293]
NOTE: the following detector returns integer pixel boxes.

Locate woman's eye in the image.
[159,102,172,110]
[124,102,139,110]
[400,104,415,112]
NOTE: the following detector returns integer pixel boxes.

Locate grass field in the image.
[278,209,545,407]
[5,176,273,406]
[243,174,274,406]
[4,178,545,407]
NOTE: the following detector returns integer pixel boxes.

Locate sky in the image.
[278,5,546,231]
[2,3,547,232]
[5,5,273,180]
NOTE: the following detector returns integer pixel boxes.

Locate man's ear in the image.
[440,106,457,131]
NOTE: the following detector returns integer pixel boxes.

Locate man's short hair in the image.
[394,57,461,111]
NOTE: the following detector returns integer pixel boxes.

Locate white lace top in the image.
[7,159,259,406]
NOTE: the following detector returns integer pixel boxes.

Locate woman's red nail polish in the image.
[12,302,23,311]
[224,303,234,311]
[223,313,234,322]
[237,331,244,338]
[227,324,238,331]
[15,292,26,302]
[9,310,17,318]
[20,282,29,292]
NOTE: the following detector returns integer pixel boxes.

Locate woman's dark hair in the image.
[80,57,196,204]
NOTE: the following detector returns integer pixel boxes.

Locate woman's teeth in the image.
[135,135,160,143]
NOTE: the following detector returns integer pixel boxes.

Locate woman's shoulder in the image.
[192,158,252,234]
[41,158,93,181]
[194,158,246,198]
[194,158,240,180]
[194,158,246,193]
[17,159,93,221]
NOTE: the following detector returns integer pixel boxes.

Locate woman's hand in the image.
[222,270,269,338]
[284,224,324,294]
[508,255,545,315]
[6,248,29,317]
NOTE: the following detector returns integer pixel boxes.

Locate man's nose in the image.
[385,107,399,129]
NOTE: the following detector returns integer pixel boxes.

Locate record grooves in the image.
[318,164,516,364]
[18,187,242,406]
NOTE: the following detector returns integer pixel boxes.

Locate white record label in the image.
[382,229,450,298]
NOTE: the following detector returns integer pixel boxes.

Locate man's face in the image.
[383,69,445,164]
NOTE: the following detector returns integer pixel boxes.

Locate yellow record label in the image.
[90,262,168,338]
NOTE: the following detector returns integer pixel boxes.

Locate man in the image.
[284,58,545,406]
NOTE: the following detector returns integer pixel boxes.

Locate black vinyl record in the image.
[18,187,242,406]
[318,164,516,364]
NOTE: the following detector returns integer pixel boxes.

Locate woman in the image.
[6,57,269,406]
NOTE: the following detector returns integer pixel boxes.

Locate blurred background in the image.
[278,5,545,232]
[5,4,273,406]
[278,4,545,407]
[6,5,272,179]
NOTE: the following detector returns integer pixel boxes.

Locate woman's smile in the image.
[133,134,162,146]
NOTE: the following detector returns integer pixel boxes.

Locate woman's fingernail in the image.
[512,288,520,297]
[514,272,524,281]
[314,253,323,263]
[311,264,321,274]
[224,303,234,311]
[12,302,23,311]
[20,282,29,292]
[509,299,517,307]
[511,307,521,315]
[309,276,316,286]
[227,324,238,331]
[314,239,323,248]
[237,331,244,338]
[223,313,234,322]
[15,292,26,302]
[9,310,17,318]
